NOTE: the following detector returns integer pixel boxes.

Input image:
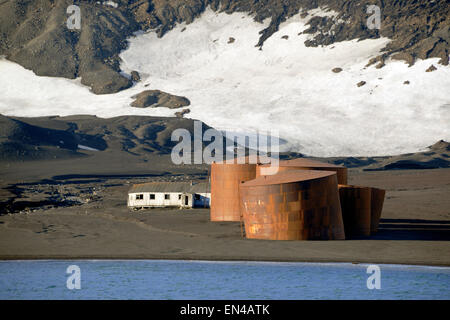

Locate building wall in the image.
[180,193,193,208]
[128,192,185,208]
[128,192,211,208]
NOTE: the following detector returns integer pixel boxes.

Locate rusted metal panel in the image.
[370,187,386,234]
[338,185,372,238]
[256,158,348,185]
[210,162,256,221]
[239,170,345,240]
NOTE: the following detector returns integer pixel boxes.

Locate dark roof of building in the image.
[240,169,336,187]
[129,181,210,193]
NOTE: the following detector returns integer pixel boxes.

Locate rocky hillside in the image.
[132,0,449,66]
[2,114,448,170]
[0,0,139,94]
[1,0,448,94]
[363,140,450,170]
[0,114,219,161]
[313,140,450,170]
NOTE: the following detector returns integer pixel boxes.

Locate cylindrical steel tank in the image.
[257,158,348,185]
[210,160,257,221]
[338,185,372,238]
[239,170,345,240]
[370,187,386,234]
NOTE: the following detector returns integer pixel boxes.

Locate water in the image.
[0,260,449,299]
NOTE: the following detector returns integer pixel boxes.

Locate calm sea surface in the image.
[0,260,449,299]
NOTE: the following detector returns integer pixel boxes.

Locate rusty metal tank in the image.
[256,158,348,185]
[370,187,386,234]
[239,170,345,240]
[338,185,372,238]
[210,158,257,221]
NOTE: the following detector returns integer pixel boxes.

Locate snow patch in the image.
[97,1,118,8]
[78,145,100,151]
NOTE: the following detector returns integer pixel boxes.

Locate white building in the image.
[127,181,211,209]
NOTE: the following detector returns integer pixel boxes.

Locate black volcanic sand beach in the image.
[0,151,449,266]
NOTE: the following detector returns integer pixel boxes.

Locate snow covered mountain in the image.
[0,1,449,156]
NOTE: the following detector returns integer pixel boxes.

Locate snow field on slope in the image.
[120,8,450,157]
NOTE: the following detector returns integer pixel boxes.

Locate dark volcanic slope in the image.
[1,0,448,95]
[1,114,448,171]
[363,140,450,170]
[0,114,84,160]
[0,114,217,161]
[311,140,450,170]
[0,0,139,94]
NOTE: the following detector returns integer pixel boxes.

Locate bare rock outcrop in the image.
[332,67,343,73]
[426,65,437,72]
[175,109,191,118]
[131,90,190,109]
[357,81,366,87]
[131,71,141,82]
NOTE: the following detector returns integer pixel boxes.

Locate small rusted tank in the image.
[210,158,257,221]
[239,170,345,240]
[257,158,348,185]
[370,187,386,234]
[338,185,372,238]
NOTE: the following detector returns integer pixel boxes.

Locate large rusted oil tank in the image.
[370,187,386,234]
[338,185,372,238]
[239,170,345,240]
[210,159,257,221]
[256,158,348,185]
